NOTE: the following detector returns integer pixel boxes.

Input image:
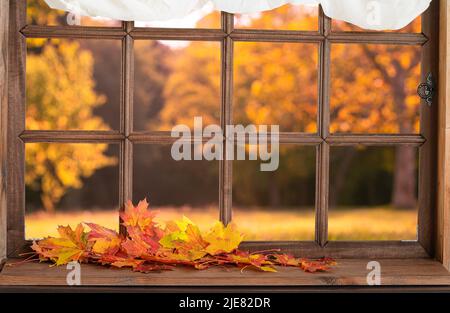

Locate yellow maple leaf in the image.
[204,222,244,256]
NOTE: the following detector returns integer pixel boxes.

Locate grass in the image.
[25,206,418,241]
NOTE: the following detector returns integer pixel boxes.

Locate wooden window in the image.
[3,0,450,288]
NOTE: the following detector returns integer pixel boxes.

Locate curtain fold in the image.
[44,0,432,30]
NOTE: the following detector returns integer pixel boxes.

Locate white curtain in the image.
[44,0,432,30]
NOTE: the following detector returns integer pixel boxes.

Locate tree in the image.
[158,6,421,209]
[26,40,117,212]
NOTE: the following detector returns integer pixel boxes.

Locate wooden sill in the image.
[0,258,450,287]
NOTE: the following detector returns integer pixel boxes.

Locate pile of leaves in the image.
[30,200,335,273]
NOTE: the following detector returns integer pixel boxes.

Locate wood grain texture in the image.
[419,0,440,257]
[1,258,449,286]
[315,9,331,247]
[326,134,426,146]
[0,0,9,263]
[328,32,428,45]
[438,0,450,270]
[7,0,26,257]
[130,28,225,41]
[19,130,124,143]
[219,13,234,225]
[119,22,135,235]
[240,241,428,259]
[21,25,126,39]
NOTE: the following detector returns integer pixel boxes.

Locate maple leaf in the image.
[120,199,164,254]
[85,223,121,255]
[134,263,173,273]
[272,254,300,267]
[160,216,208,261]
[121,238,148,258]
[203,222,244,255]
[222,250,275,272]
[120,199,157,231]
[298,258,334,273]
[31,224,88,265]
[29,199,336,274]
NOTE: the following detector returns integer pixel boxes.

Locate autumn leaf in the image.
[29,199,336,274]
[120,199,164,254]
[204,222,244,255]
[31,224,88,265]
[121,199,157,231]
[160,216,208,261]
[85,223,121,255]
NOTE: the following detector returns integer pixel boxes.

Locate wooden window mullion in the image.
[316,8,331,247]
[119,22,134,234]
[219,13,234,225]
[7,0,26,257]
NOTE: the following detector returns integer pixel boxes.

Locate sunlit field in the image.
[25,207,418,241]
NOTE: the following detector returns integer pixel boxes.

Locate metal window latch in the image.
[417,72,435,106]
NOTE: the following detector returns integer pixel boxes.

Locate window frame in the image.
[1,0,442,261]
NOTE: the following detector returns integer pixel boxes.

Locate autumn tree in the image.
[26,2,117,212]
[158,6,421,209]
[331,21,421,208]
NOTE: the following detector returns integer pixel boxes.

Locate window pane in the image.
[133,144,219,230]
[25,143,119,239]
[26,38,121,130]
[330,44,421,134]
[135,4,220,29]
[233,145,316,241]
[235,4,318,31]
[27,0,121,27]
[234,42,318,133]
[329,146,419,241]
[133,40,221,131]
[332,17,421,33]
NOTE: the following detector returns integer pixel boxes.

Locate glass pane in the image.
[232,145,316,241]
[25,143,119,239]
[133,40,221,131]
[235,4,318,31]
[133,144,219,231]
[135,3,220,29]
[330,44,421,134]
[26,38,121,130]
[329,146,419,241]
[27,0,121,27]
[234,42,318,133]
[332,17,421,33]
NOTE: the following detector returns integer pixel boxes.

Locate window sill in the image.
[1,258,450,289]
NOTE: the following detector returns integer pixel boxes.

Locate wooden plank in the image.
[219,13,234,225]
[241,241,428,259]
[119,22,135,234]
[130,28,225,41]
[1,258,449,286]
[438,0,450,270]
[315,9,331,247]
[7,0,26,257]
[419,0,440,257]
[0,0,9,263]
[19,130,124,143]
[230,30,323,43]
[328,32,428,45]
[327,134,426,146]
[21,25,126,39]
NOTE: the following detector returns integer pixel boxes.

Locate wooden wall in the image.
[0,0,10,262]
[438,0,450,270]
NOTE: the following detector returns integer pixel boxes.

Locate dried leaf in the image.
[204,222,244,255]
[29,199,335,274]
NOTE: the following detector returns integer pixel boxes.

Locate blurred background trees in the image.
[25,1,421,214]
